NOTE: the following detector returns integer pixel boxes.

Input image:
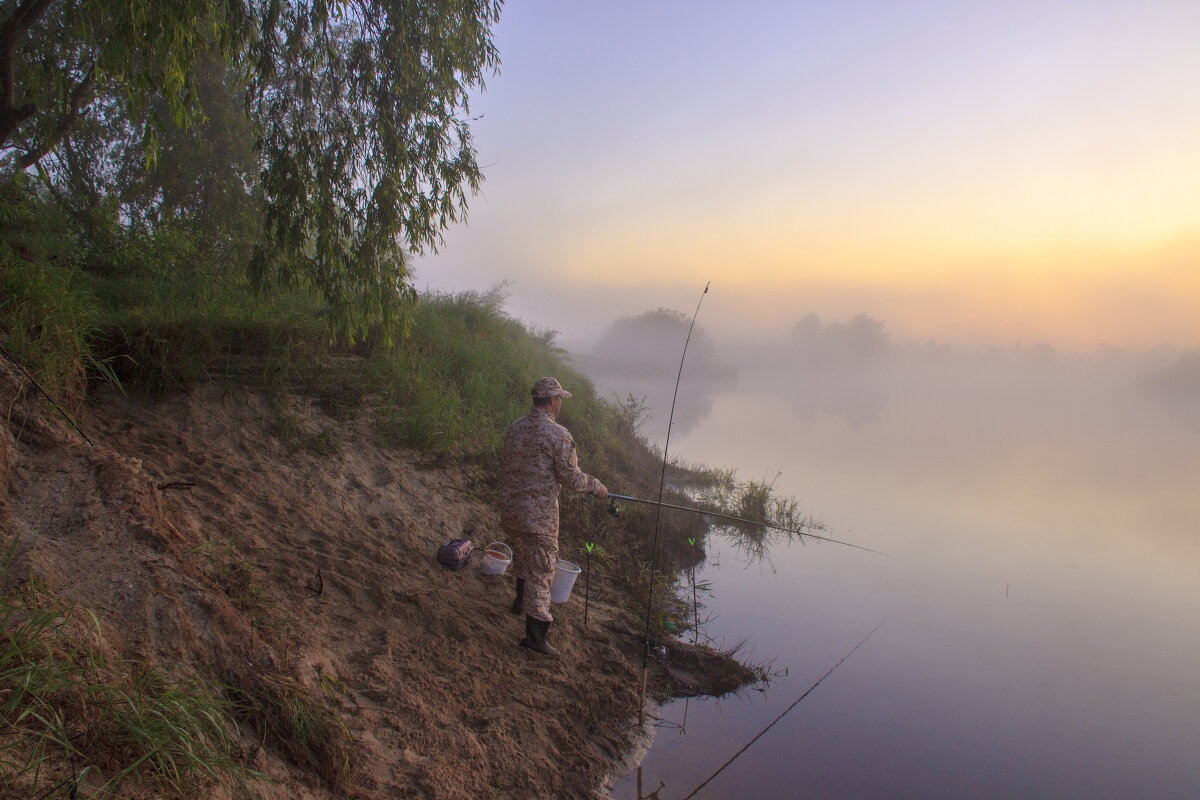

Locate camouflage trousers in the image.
[511,529,558,623]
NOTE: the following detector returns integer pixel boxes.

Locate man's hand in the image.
[592,480,609,500]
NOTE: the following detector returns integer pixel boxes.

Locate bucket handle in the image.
[484,542,512,561]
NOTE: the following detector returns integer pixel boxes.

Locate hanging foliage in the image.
[0,0,503,342]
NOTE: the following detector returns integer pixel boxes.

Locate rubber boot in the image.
[520,615,559,657]
[510,578,525,615]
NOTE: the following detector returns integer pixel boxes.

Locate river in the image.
[601,343,1200,799]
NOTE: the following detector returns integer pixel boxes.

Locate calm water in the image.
[606,349,1200,799]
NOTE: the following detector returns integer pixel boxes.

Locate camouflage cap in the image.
[531,377,572,399]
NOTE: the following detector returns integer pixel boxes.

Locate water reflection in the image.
[633,768,666,800]
[599,323,1200,800]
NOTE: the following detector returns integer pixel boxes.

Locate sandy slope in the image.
[1,361,745,799]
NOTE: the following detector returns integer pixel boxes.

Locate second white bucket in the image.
[549,559,582,603]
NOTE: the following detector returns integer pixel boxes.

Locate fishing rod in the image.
[640,281,711,725]
[606,493,888,556]
[678,620,886,800]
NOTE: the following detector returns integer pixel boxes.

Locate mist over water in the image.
[588,312,1200,800]
[574,308,737,437]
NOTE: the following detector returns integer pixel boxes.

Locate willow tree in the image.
[0,0,253,169]
[0,0,503,340]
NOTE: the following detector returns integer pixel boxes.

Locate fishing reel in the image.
[607,497,622,518]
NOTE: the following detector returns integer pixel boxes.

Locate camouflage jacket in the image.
[499,407,600,536]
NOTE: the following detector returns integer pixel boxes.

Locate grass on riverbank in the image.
[0,570,253,798]
[2,237,815,599]
[2,207,809,795]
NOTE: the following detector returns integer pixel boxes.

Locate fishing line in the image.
[640,281,710,724]
[678,620,886,800]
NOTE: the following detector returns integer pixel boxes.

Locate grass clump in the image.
[370,286,567,453]
[0,254,95,415]
[226,671,353,791]
[0,570,254,799]
[0,181,96,413]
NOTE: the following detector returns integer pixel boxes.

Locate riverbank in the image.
[1,361,756,798]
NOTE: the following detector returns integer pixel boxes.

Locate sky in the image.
[415,0,1200,351]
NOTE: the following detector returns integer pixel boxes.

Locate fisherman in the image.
[500,377,608,656]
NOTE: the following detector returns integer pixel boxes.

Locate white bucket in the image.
[550,559,582,603]
[480,542,512,576]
